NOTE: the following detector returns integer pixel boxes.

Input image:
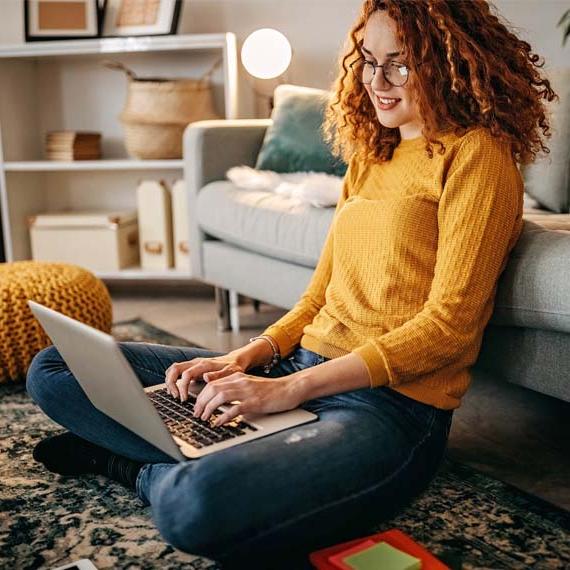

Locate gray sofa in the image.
[183,119,570,403]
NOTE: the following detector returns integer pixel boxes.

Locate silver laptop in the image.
[28,300,318,461]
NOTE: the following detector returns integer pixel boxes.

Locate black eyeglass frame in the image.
[349,57,426,87]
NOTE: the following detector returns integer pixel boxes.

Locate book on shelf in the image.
[45,131,102,161]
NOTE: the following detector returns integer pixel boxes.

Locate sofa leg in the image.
[229,289,240,333]
[214,287,231,332]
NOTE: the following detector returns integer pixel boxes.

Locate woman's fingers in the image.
[176,363,229,402]
[182,364,244,400]
[164,357,245,400]
[165,359,205,399]
[213,403,242,427]
[202,365,236,383]
[165,362,185,397]
[193,375,244,418]
[194,389,240,422]
[176,367,204,402]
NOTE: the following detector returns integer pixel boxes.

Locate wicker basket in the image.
[105,59,223,159]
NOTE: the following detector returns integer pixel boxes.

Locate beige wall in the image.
[180,0,570,115]
[0,0,568,118]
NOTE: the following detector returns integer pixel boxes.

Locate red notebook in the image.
[309,528,449,570]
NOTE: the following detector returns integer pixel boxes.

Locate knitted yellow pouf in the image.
[0,261,112,383]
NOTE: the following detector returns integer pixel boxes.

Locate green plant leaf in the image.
[557,8,570,26]
[557,8,570,46]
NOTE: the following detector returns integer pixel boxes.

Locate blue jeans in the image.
[26,342,453,570]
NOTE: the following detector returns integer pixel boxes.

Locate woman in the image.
[27,1,556,568]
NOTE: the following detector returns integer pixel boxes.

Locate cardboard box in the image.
[29,210,139,272]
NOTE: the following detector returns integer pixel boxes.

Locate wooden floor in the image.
[111,285,570,511]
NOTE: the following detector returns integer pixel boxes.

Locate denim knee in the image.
[151,463,226,558]
[26,344,64,404]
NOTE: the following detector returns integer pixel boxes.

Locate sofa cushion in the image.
[523,211,570,231]
[254,84,348,177]
[196,181,334,267]
[522,191,570,230]
[520,67,570,213]
[491,220,570,334]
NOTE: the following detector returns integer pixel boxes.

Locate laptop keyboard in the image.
[148,389,258,449]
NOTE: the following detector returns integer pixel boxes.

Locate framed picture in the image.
[24,0,101,41]
[101,0,182,37]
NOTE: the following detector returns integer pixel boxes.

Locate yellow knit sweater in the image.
[261,126,524,410]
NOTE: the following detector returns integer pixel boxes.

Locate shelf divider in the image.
[95,266,195,280]
[0,33,233,59]
[4,159,184,172]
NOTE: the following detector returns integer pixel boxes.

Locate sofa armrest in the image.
[491,220,570,333]
[183,119,272,279]
[183,119,272,190]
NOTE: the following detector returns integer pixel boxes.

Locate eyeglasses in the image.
[350,57,423,87]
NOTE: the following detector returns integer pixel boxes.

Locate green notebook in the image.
[343,541,422,570]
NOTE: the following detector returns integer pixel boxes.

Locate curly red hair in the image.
[323,0,559,166]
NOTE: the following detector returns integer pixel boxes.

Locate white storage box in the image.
[136,180,174,270]
[171,179,190,271]
[29,210,139,272]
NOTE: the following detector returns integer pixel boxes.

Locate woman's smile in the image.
[375,94,401,110]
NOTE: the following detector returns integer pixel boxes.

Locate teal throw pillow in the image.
[255,84,348,177]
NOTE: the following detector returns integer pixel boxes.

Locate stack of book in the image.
[310,529,450,569]
[45,131,102,161]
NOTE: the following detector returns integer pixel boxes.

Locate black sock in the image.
[104,450,144,489]
[33,431,144,489]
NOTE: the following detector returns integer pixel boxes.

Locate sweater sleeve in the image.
[260,153,359,358]
[352,132,524,388]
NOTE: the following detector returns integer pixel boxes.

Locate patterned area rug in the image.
[1,318,568,570]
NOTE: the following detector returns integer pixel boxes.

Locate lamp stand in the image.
[247,70,291,118]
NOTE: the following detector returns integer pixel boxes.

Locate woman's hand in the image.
[192,372,302,426]
[164,339,277,402]
[164,354,246,401]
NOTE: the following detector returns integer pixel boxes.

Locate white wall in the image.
[0,0,568,118]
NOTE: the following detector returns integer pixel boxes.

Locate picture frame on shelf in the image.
[101,0,182,37]
[24,0,101,42]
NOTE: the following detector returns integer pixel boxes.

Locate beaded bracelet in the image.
[248,335,281,373]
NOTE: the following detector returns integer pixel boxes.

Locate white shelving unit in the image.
[0,33,238,280]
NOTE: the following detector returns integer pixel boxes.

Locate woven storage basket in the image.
[106,59,223,159]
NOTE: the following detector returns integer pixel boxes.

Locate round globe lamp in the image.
[241,28,293,115]
[241,28,292,79]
